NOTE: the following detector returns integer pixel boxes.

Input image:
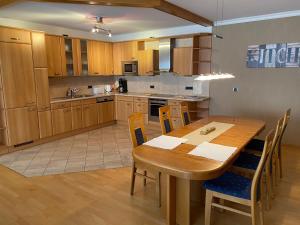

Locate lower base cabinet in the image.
[82,104,98,127]
[6,106,39,145]
[52,107,72,135]
[71,106,83,130]
[38,110,52,139]
[99,101,114,124]
[116,100,134,121]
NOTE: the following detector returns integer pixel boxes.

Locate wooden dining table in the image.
[132,116,265,225]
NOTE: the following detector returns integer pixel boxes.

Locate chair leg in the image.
[156,172,161,208]
[258,201,264,225]
[143,170,147,186]
[251,204,257,225]
[130,162,137,195]
[266,171,272,210]
[205,190,213,225]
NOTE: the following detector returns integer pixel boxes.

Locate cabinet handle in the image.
[10,37,20,41]
[94,72,99,75]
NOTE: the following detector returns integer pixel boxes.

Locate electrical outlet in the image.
[88,85,93,89]
[233,87,239,92]
[185,86,193,90]
[150,85,155,89]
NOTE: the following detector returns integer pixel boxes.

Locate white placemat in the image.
[188,142,237,162]
[144,135,187,150]
[182,122,234,145]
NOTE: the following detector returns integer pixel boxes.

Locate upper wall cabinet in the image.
[88,40,113,76]
[0,42,36,109]
[113,41,138,75]
[0,27,31,44]
[173,47,193,76]
[31,32,47,68]
[45,35,65,77]
[137,49,159,76]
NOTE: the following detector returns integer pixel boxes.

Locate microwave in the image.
[122,60,138,75]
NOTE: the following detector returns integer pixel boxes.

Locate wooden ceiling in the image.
[0,0,213,27]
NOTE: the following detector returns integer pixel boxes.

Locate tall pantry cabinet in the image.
[0,27,52,147]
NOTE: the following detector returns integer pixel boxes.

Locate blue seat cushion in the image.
[203,172,252,200]
[135,128,145,146]
[183,112,190,125]
[233,152,261,170]
[245,139,264,151]
[164,119,172,133]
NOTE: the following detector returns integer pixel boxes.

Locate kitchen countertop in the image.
[50,92,209,104]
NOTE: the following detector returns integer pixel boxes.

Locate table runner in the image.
[182,121,234,145]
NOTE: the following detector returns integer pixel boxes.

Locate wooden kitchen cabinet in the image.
[6,107,39,146]
[168,100,182,129]
[0,27,31,44]
[99,101,114,124]
[71,105,83,130]
[137,49,159,75]
[116,100,134,121]
[104,42,113,75]
[173,47,193,76]
[82,104,98,127]
[34,68,50,110]
[113,42,123,75]
[88,40,106,75]
[31,32,47,68]
[45,35,65,76]
[0,42,36,109]
[38,110,52,139]
[51,107,72,135]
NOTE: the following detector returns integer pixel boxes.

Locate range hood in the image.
[158,38,171,74]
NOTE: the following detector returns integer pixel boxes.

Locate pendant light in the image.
[194,0,235,81]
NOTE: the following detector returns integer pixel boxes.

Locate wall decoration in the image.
[247,42,300,68]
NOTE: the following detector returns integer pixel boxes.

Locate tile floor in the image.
[0,124,160,177]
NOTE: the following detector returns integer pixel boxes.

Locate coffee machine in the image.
[118,78,128,93]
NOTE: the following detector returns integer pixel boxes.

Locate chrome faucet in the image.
[66,87,80,98]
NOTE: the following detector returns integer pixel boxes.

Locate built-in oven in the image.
[149,98,168,122]
[122,60,138,75]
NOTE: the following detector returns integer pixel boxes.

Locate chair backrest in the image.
[180,102,191,126]
[159,106,173,134]
[251,129,275,202]
[128,112,147,148]
[278,108,291,146]
[272,116,285,157]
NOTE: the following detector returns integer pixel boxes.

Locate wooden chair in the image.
[277,108,291,178]
[128,112,161,207]
[180,102,191,126]
[159,106,174,134]
[204,130,275,225]
[232,116,284,210]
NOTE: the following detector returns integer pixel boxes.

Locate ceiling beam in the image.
[0,0,213,27]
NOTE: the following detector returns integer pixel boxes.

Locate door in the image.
[116,101,133,121]
[173,47,193,76]
[6,107,39,146]
[122,41,137,61]
[99,101,114,124]
[88,40,105,75]
[82,104,98,127]
[113,42,123,75]
[72,105,82,130]
[104,42,113,75]
[38,110,52,139]
[52,107,72,135]
[45,35,64,76]
[137,49,158,75]
[0,42,36,109]
[31,32,47,68]
[34,68,50,110]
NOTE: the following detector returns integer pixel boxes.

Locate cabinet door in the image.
[104,42,113,75]
[31,32,47,67]
[52,108,72,135]
[113,42,123,75]
[35,68,50,110]
[72,38,81,76]
[38,110,52,139]
[137,49,156,75]
[6,107,39,146]
[0,42,36,109]
[122,41,137,61]
[116,101,133,121]
[82,104,98,127]
[134,102,148,114]
[0,27,31,44]
[173,47,193,76]
[87,41,105,75]
[99,101,114,124]
[45,35,64,76]
[72,106,82,130]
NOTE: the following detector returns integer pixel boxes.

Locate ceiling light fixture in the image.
[213,0,224,39]
[91,16,112,37]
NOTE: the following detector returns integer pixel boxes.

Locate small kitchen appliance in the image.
[118,78,128,93]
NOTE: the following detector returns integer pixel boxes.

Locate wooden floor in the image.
[0,145,299,225]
